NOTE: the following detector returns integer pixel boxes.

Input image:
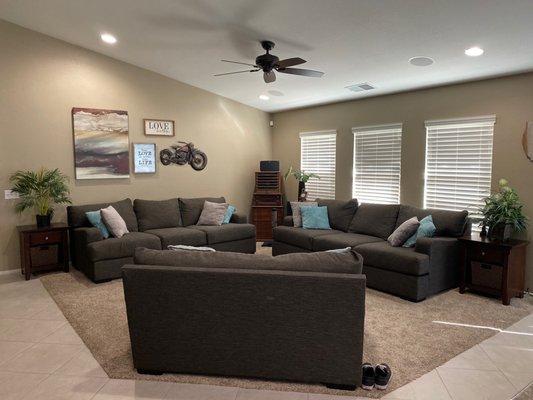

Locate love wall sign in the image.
[144,119,175,137]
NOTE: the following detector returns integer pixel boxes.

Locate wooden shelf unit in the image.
[252,171,284,241]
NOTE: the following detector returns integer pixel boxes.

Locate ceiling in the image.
[1,0,533,112]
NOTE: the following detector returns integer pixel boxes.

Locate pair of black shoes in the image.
[362,363,391,390]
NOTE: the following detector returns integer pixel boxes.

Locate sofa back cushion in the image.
[135,247,363,274]
[396,205,468,237]
[134,199,181,231]
[178,197,226,226]
[67,198,138,232]
[348,203,400,240]
[317,198,358,232]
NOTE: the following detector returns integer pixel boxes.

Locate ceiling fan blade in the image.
[263,71,276,83]
[221,59,258,68]
[277,67,324,78]
[277,57,306,68]
[214,69,259,76]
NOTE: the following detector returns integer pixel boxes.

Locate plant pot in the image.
[36,214,51,228]
[488,223,513,241]
[298,181,306,202]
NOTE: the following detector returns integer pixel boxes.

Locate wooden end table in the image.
[18,223,70,281]
[458,233,528,305]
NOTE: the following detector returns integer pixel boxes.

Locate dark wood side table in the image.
[18,223,69,281]
[458,233,528,305]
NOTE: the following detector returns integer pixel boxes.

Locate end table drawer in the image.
[471,261,502,290]
[469,245,504,265]
[30,245,59,267]
[30,231,62,245]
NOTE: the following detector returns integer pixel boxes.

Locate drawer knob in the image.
[481,251,485,256]
[45,236,49,240]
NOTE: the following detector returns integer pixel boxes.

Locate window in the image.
[299,130,336,200]
[352,123,402,204]
[424,116,495,222]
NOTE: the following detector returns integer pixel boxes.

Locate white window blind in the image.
[424,116,495,222]
[352,123,402,204]
[300,130,336,200]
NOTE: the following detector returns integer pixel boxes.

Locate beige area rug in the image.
[41,269,531,398]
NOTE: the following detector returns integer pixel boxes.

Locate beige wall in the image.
[0,20,272,272]
[272,73,533,289]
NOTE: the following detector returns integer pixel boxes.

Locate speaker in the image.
[260,160,280,172]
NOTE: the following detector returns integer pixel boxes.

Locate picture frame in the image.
[144,119,175,136]
[133,143,156,174]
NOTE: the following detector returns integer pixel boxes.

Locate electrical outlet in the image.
[4,190,19,200]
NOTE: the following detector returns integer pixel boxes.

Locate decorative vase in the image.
[298,181,306,202]
[36,214,51,228]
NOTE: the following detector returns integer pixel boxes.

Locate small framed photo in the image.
[144,119,175,136]
[133,143,156,174]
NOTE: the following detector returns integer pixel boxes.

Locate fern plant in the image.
[10,168,71,216]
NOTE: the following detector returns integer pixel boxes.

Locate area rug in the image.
[41,270,531,398]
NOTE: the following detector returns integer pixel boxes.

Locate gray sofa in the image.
[273,200,470,302]
[67,197,256,282]
[123,247,366,389]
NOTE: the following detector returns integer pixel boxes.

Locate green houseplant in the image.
[479,179,527,241]
[10,168,71,227]
[284,165,320,201]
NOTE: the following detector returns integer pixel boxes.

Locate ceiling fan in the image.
[214,40,324,83]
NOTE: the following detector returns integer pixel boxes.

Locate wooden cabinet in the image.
[18,223,69,281]
[251,171,284,241]
[459,233,528,305]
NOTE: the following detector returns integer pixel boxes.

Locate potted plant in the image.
[10,168,72,228]
[479,179,527,241]
[284,165,320,201]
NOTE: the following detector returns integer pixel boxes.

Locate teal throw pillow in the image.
[301,206,331,230]
[86,210,110,239]
[403,215,436,247]
[222,205,236,224]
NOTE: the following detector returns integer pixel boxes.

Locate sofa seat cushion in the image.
[355,241,429,276]
[313,233,383,251]
[144,227,207,248]
[273,226,342,250]
[191,223,255,244]
[87,232,161,262]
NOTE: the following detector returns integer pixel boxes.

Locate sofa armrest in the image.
[70,227,103,273]
[230,212,248,224]
[282,216,293,226]
[414,236,460,293]
[73,227,104,244]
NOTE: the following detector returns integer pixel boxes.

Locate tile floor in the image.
[0,269,531,400]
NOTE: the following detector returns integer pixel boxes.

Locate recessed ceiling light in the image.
[409,56,434,67]
[100,33,117,44]
[268,90,284,97]
[259,94,270,101]
[465,46,484,57]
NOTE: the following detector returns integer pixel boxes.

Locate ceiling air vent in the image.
[345,83,375,92]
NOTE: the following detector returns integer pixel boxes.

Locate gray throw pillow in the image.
[290,201,318,227]
[197,201,229,226]
[101,205,129,238]
[387,216,420,247]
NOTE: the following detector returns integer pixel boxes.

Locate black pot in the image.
[36,214,51,228]
[488,223,513,241]
[298,181,306,201]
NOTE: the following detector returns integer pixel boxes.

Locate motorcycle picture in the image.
[159,142,208,171]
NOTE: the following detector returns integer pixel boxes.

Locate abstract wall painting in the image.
[72,108,130,179]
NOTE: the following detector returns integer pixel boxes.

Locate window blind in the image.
[300,130,336,200]
[424,116,495,223]
[352,124,402,204]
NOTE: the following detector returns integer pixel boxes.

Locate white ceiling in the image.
[1,0,533,112]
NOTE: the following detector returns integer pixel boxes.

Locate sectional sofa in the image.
[67,197,256,282]
[273,200,470,301]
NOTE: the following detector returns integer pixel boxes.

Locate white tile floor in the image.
[0,269,531,400]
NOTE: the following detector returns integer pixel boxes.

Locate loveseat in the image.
[67,197,255,282]
[123,247,366,389]
[273,200,470,301]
